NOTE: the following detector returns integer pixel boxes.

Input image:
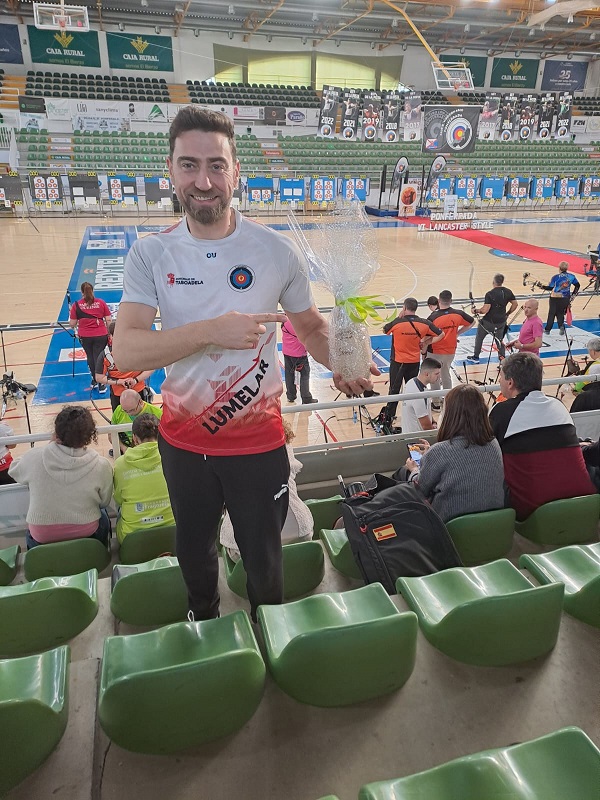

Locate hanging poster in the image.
[500,93,519,141]
[491,57,538,89]
[537,93,556,140]
[340,89,361,141]
[317,85,341,138]
[381,92,401,142]
[27,25,100,68]
[107,32,174,72]
[361,90,381,142]
[0,23,23,64]
[518,94,538,141]
[422,106,479,154]
[541,61,588,92]
[556,92,573,140]
[403,92,422,142]
[479,93,500,141]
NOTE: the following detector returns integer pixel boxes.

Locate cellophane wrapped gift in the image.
[288,202,382,383]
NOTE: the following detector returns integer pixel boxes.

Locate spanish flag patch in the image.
[372,523,397,541]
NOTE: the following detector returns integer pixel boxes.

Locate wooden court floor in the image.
[2,208,600,454]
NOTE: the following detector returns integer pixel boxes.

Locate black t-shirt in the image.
[483,286,516,325]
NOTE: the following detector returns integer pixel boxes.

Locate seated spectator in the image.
[8,406,113,549]
[220,419,313,561]
[489,352,595,521]
[573,338,600,395]
[0,420,16,485]
[95,321,153,411]
[581,438,600,491]
[403,384,505,522]
[111,388,162,452]
[570,380,600,413]
[400,357,442,434]
[113,414,174,544]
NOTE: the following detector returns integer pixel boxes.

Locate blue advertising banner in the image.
[0,23,23,64]
[541,61,588,92]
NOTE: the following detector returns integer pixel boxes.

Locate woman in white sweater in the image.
[9,406,113,549]
[220,419,313,561]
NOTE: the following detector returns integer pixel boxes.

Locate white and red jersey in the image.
[121,211,313,456]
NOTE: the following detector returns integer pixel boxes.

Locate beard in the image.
[179,192,231,225]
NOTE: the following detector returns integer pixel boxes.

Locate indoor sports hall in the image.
[0,1,599,798]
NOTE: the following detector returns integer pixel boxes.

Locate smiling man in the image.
[113,106,377,622]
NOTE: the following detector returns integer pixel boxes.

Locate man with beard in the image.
[113,106,378,623]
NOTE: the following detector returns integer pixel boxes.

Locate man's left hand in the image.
[333,362,381,397]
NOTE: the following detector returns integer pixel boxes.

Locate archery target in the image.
[446,117,472,150]
[520,125,531,140]
[363,124,377,141]
[557,125,568,138]
[501,130,512,142]
[228,265,254,292]
[320,123,332,137]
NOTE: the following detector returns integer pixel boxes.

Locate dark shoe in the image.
[98,384,107,395]
[302,398,318,404]
[544,329,551,334]
[466,355,480,364]
[363,389,380,397]
[286,396,296,403]
[559,326,565,336]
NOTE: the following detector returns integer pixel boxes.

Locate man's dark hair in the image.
[54,405,97,448]
[404,297,418,313]
[438,290,452,304]
[427,295,439,307]
[493,273,505,286]
[421,357,442,371]
[169,106,237,162]
[132,413,159,443]
[501,352,543,394]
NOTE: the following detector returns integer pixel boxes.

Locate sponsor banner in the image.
[318,85,341,138]
[572,117,587,132]
[491,57,538,89]
[537,93,555,140]
[28,25,100,67]
[399,183,419,214]
[45,97,71,120]
[381,92,401,143]
[232,106,262,120]
[72,114,125,132]
[423,106,478,154]
[107,32,173,72]
[19,112,45,131]
[340,89,361,141]
[19,96,46,114]
[403,92,422,142]
[0,23,23,64]
[439,54,487,87]
[391,156,409,191]
[286,109,306,125]
[479,92,501,141]
[518,94,538,141]
[541,61,588,92]
[125,101,169,123]
[426,155,447,190]
[361,90,381,142]
[556,92,573,140]
[417,219,494,232]
[264,106,286,122]
[500,93,519,141]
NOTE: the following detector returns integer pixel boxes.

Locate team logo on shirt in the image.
[228,265,254,292]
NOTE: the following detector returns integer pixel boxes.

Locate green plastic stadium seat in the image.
[397,560,564,666]
[316,797,340,800]
[445,508,515,566]
[319,528,362,579]
[223,540,324,600]
[520,543,600,628]
[98,612,265,753]
[0,570,98,657]
[0,646,70,796]
[118,524,176,564]
[358,727,600,800]
[304,494,343,536]
[258,583,417,707]
[0,544,20,585]
[110,556,188,626]
[514,495,600,545]
[24,537,110,580]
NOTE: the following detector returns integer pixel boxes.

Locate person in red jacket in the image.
[69,282,112,389]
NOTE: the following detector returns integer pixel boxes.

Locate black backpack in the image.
[341,474,462,594]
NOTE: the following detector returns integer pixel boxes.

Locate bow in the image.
[335,295,397,324]
[468,261,479,318]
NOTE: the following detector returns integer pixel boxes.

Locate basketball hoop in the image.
[55,14,68,29]
[33,3,89,31]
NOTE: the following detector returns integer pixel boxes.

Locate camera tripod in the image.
[1,372,38,443]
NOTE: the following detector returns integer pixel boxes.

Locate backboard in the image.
[33,3,90,31]
[432,62,474,92]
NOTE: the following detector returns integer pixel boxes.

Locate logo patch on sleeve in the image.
[372,523,397,541]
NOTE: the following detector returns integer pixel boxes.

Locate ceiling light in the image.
[155,25,161,34]
[567,52,573,59]
[391,17,398,27]
[464,24,470,32]
[590,32,596,40]
[567,13,573,22]
[487,49,493,56]
[515,49,521,56]
[336,39,340,46]
[402,43,407,51]
[194,28,199,37]
[371,41,376,49]
[529,28,535,36]
[312,12,318,22]
[228,4,235,13]
[228,31,234,39]
[267,34,272,42]
[302,36,307,44]
[118,22,124,31]
[460,46,465,54]
[140,0,148,6]
[540,22,545,30]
